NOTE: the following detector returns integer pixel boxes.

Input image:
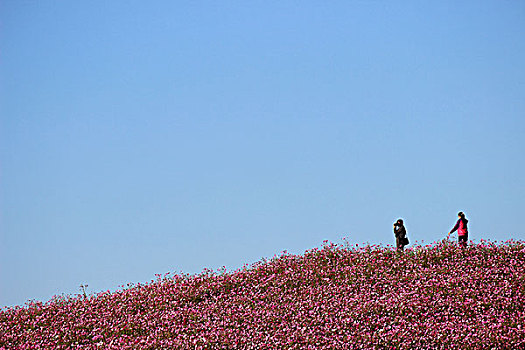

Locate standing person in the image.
[393,219,408,251]
[449,211,469,247]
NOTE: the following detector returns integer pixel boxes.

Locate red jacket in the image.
[451,218,468,236]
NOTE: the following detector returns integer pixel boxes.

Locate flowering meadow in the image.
[1,240,524,349]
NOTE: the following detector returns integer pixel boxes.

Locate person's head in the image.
[396,219,404,225]
[458,211,465,219]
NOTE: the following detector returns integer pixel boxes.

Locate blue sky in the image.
[1,1,524,307]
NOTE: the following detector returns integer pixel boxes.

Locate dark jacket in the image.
[394,224,406,238]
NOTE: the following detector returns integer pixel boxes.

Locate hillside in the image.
[1,240,524,349]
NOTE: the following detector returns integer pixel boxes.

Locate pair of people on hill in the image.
[393,212,469,251]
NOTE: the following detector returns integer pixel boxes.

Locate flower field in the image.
[1,239,524,349]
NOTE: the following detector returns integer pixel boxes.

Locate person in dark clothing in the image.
[449,211,469,247]
[393,219,408,251]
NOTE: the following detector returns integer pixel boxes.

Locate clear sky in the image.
[1,1,524,307]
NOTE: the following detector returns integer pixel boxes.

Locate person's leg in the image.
[396,237,404,251]
[458,235,467,247]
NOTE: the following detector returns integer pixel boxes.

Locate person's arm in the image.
[449,219,460,234]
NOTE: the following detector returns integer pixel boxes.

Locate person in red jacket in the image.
[448,211,469,247]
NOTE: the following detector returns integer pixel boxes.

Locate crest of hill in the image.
[2,239,525,349]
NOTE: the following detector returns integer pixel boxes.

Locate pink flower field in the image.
[1,239,524,349]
